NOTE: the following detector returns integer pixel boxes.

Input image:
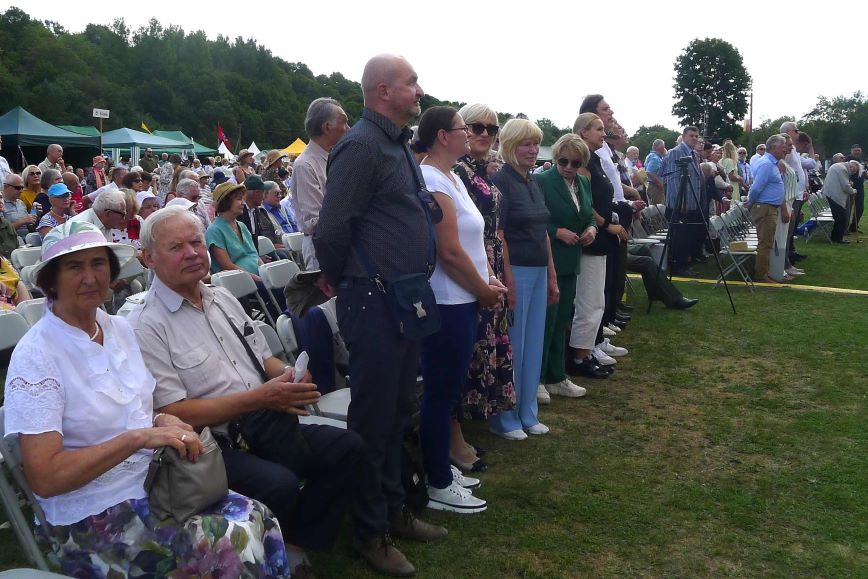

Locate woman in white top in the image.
[413,106,505,515]
[3,220,289,577]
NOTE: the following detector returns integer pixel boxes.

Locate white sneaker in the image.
[489,428,528,441]
[450,465,480,490]
[593,347,617,365]
[525,423,550,435]
[537,383,551,405]
[606,323,622,333]
[600,338,628,356]
[546,379,587,398]
[603,325,617,337]
[427,481,487,513]
[785,266,805,276]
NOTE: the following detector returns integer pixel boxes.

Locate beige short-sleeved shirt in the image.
[128,276,270,426]
[292,139,328,235]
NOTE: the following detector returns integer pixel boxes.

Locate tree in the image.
[536,118,569,146]
[629,125,680,158]
[672,38,751,140]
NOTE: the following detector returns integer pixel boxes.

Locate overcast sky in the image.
[14,1,867,137]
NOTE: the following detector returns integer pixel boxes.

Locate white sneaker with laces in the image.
[593,346,617,365]
[427,481,487,513]
[450,465,480,490]
[785,266,805,276]
[545,379,587,398]
[606,323,622,333]
[489,428,528,441]
[537,383,551,405]
[603,325,617,337]
[600,338,628,356]
[525,423,550,435]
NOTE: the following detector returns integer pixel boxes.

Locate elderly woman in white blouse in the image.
[3,220,289,577]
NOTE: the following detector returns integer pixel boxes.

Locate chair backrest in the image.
[116,291,149,317]
[275,314,299,358]
[257,236,276,257]
[24,232,42,247]
[210,270,257,299]
[0,311,30,352]
[317,297,339,335]
[282,232,304,252]
[258,259,301,291]
[10,247,41,270]
[18,265,38,291]
[253,320,287,362]
[116,257,145,281]
[14,298,46,327]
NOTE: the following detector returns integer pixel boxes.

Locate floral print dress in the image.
[454,155,516,417]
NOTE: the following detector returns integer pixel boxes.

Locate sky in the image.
[12,1,868,137]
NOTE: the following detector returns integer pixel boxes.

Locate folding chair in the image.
[0,311,30,353]
[275,313,299,363]
[710,216,757,291]
[17,265,39,295]
[210,270,276,327]
[257,236,276,258]
[258,259,300,316]
[24,233,41,248]
[0,407,54,571]
[805,193,835,243]
[253,320,288,363]
[281,232,304,266]
[310,387,351,422]
[10,248,41,270]
[14,299,46,327]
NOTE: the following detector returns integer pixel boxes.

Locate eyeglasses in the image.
[132,179,143,183]
[106,209,126,217]
[468,123,499,137]
[4,184,24,191]
[29,172,41,176]
[444,126,470,134]
[557,158,582,169]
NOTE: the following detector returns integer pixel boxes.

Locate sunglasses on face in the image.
[468,123,500,137]
[557,158,582,169]
[5,184,24,191]
[30,172,41,177]
[132,179,143,183]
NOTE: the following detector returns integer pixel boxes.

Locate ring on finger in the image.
[181,434,187,442]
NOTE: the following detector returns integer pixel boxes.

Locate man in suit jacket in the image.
[535,138,598,399]
[240,175,287,258]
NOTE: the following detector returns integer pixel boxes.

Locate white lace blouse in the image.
[4,307,155,525]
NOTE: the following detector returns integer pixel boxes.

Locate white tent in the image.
[218,142,235,161]
[247,141,261,157]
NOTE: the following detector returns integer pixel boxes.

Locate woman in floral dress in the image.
[450,103,516,470]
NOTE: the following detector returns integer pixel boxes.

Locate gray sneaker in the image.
[354,534,416,577]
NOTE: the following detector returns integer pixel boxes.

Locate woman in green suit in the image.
[537,134,597,399]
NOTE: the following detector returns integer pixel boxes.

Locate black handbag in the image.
[144,426,228,523]
[353,144,441,340]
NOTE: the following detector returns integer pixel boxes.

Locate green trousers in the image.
[540,273,577,384]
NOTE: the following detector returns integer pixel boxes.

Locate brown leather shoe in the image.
[389,507,448,543]
[354,534,416,577]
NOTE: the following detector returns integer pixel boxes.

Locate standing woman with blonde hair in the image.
[488,119,558,441]
[720,141,743,201]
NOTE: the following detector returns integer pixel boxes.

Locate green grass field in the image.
[2,227,866,578]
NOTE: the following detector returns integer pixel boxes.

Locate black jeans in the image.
[337,279,420,529]
[221,422,373,549]
[665,207,704,268]
[627,244,684,306]
[829,198,849,241]
[851,188,864,229]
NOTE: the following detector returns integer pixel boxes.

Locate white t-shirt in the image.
[421,165,488,305]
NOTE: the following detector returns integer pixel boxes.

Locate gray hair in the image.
[93,189,126,213]
[626,146,639,156]
[652,139,664,149]
[848,160,863,175]
[140,205,204,252]
[179,169,199,181]
[40,168,61,190]
[779,121,797,133]
[766,134,786,150]
[263,180,280,194]
[305,97,343,138]
[832,153,846,163]
[176,178,200,198]
[737,147,747,154]
[457,103,497,125]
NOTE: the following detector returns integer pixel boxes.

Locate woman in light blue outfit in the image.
[489,119,559,440]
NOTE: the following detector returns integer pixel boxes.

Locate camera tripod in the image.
[648,156,736,314]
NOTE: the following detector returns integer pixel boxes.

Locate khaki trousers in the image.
[750,203,779,280]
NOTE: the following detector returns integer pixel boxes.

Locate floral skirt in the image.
[40,492,289,578]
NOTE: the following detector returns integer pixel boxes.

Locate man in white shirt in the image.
[70,189,127,241]
[750,143,766,168]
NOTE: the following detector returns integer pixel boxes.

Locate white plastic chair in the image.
[275,313,299,362]
[253,320,287,363]
[0,311,30,352]
[116,291,149,317]
[10,247,41,270]
[316,297,339,335]
[311,387,351,422]
[282,232,304,252]
[18,265,38,293]
[24,232,41,247]
[258,259,300,315]
[211,270,276,326]
[14,298,46,327]
[299,415,347,429]
[257,236,276,257]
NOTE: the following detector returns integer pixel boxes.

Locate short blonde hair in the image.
[498,119,543,168]
[458,103,497,125]
[573,112,601,136]
[551,134,590,168]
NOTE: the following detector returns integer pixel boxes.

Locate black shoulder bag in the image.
[353,144,441,340]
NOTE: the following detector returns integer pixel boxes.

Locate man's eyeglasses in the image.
[557,158,582,169]
[106,209,126,218]
[4,184,24,191]
[468,123,499,137]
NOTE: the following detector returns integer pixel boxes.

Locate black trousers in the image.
[222,422,372,550]
[337,279,419,529]
[851,188,864,229]
[829,198,849,241]
[627,244,684,306]
[603,241,627,326]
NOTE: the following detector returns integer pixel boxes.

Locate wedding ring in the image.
[181,434,187,442]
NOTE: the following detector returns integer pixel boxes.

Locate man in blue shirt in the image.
[644,139,666,204]
[745,134,788,282]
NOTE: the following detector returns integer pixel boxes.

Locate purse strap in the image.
[213,299,269,384]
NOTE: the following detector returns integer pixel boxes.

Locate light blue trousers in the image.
[489,265,547,432]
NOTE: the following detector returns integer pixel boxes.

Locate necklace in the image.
[90,322,101,341]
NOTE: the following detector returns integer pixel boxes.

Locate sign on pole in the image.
[92,108,110,119]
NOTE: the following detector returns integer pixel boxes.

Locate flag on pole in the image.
[217,123,232,149]
[141,121,151,134]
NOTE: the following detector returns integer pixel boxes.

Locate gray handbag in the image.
[144,426,229,523]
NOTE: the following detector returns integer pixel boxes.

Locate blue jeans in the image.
[489,266,547,433]
[420,302,479,488]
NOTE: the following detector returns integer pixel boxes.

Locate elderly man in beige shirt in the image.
[293,97,349,269]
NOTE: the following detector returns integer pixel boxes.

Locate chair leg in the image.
[0,469,50,570]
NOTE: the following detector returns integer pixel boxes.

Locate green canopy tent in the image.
[101,128,193,168]
[151,130,218,157]
[58,125,101,137]
[0,107,100,170]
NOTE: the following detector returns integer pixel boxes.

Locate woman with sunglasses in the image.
[32,168,65,221]
[20,165,43,212]
[37,183,74,238]
[451,104,516,468]
[488,119,557,441]
[537,134,597,400]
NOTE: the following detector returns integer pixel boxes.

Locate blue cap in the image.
[47,183,72,197]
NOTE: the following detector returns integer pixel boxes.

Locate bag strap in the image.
[213,299,269,384]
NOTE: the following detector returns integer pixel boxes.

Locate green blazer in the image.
[535,167,595,275]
